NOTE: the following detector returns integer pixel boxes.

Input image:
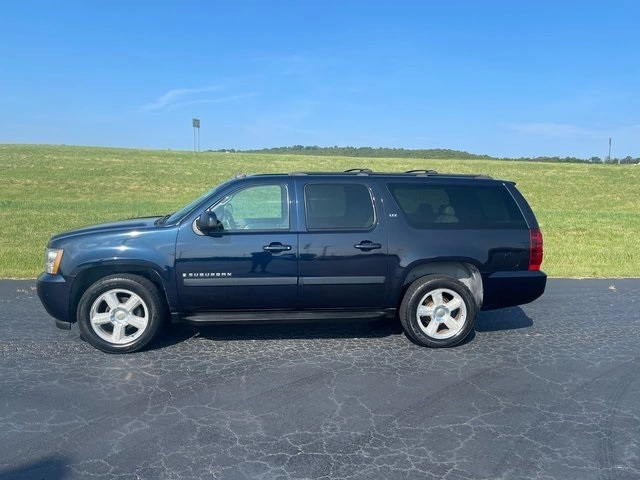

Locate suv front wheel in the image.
[77,274,166,353]
[399,275,477,348]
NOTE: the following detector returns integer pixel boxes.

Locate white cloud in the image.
[140,86,260,111]
[167,92,260,110]
[141,86,222,110]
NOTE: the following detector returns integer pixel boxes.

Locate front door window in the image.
[211,184,289,232]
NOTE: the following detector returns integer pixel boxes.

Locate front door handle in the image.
[263,242,292,253]
[354,241,382,251]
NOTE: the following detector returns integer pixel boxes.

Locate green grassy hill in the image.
[1,144,638,278]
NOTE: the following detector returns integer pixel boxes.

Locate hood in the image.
[50,216,163,243]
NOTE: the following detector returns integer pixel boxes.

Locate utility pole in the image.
[608,137,612,163]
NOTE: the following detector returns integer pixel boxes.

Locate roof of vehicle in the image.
[235,169,496,180]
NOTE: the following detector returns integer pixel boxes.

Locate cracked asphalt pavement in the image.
[1,279,639,480]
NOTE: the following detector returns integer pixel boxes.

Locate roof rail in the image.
[405,169,438,175]
[344,168,373,174]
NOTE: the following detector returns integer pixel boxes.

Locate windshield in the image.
[162,186,219,225]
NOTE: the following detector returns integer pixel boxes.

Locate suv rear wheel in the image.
[399,275,477,347]
[77,274,166,353]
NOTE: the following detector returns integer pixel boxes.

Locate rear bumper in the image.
[481,270,547,310]
[37,272,73,329]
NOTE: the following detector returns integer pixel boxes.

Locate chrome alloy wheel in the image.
[415,287,467,339]
[88,288,149,345]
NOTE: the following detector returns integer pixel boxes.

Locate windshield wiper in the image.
[155,213,172,225]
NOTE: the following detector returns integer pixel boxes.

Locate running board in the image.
[180,309,394,325]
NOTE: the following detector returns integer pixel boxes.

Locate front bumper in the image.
[37,272,73,329]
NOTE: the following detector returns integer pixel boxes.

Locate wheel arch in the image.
[400,261,483,308]
[69,262,171,323]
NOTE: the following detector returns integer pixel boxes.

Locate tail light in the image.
[529,228,543,271]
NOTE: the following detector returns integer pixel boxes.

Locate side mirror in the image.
[196,211,223,234]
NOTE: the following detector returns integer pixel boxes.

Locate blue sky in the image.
[1,1,639,158]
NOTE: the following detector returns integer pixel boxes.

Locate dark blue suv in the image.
[37,170,546,353]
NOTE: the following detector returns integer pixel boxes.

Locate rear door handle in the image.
[354,241,382,251]
[263,242,292,253]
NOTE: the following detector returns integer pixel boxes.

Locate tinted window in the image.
[388,183,527,229]
[305,183,375,230]
[210,184,289,231]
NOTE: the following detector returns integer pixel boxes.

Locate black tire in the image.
[399,274,477,348]
[77,274,166,353]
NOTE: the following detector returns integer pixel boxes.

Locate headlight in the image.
[44,248,64,274]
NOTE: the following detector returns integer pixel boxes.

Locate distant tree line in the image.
[208,145,640,164]
[500,155,639,164]
[243,145,493,160]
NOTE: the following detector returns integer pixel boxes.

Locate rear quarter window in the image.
[388,183,527,229]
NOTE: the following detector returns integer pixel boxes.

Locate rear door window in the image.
[388,183,527,229]
[304,183,375,230]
